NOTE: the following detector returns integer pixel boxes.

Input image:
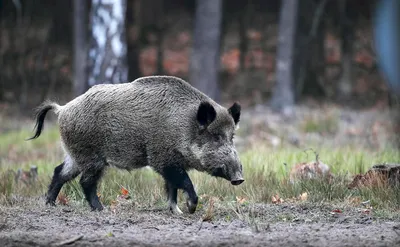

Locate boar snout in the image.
[186,197,198,214]
[230,171,244,185]
[231,178,244,185]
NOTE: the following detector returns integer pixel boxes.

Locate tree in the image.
[190,0,223,102]
[295,0,327,99]
[337,0,354,100]
[73,0,88,96]
[87,0,128,87]
[270,0,298,113]
[138,0,165,74]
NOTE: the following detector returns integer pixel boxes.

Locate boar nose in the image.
[231,179,244,185]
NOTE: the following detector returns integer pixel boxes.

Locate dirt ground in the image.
[1,104,400,247]
[1,198,399,247]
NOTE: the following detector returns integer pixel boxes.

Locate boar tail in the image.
[26,101,62,140]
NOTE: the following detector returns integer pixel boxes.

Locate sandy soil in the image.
[1,198,399,247]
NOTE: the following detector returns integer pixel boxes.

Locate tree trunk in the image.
[88,0,128,86]
[270,0,298,113]
[190,0,222,102]
[295,0,327,99]
[337,0,353,99]
[139,0,164,75]
[73,0,88,96]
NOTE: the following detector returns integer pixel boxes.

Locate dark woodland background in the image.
[0,0,391,115]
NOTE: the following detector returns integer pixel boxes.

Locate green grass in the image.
[1,125,400,213]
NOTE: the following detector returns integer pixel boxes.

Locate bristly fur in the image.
[29,75,244,214]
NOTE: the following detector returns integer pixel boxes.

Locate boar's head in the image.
[192,101,244,186]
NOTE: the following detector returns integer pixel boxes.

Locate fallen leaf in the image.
[199,194,209,200]
[236,196,247,204]
[110,200,118,214]
[348,197,362,205]
[202,197,215,222]
[57,193,68,205]
[272,194,284,204]
[118,186,131,200]
[331,209,342,213]
[299,192,308,201]
[121,187,129,196]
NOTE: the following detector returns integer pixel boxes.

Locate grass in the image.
[1,124,400,215]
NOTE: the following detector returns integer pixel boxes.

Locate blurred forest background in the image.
[0,0,395,115]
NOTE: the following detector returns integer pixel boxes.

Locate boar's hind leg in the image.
[80,168,104,211]
[161,166,198,214]
[46,162,80,206]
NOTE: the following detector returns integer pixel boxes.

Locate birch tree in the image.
[88,0,128,86]
[73,0,88,96]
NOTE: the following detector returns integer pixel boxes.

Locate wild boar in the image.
[28,75,244,214]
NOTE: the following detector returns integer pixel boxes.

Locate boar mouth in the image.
[211,167,244,185]
[211,167,229,180]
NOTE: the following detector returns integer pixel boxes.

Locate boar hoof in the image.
[186,200,197,214]
[169,205,183,215]
[90,205,104,211]
[168,200,183,214]
[45,200,56,207]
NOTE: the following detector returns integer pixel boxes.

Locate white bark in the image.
[88,0,128,86]
[73,0,88,96]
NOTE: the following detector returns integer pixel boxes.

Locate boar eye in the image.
[213,135,222,142]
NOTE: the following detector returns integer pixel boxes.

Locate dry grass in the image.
[1,124,400,214]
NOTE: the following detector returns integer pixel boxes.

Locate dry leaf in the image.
[57,193,68,205]
[110,200,118,214]
[348,197,362,205]
[299,192,308,201]
[199,194,209,200]
[331,209,342,214]
[202,197,215,222]
[121,187,129,196]
[236,196,247,204]
[118,186,131,199]
[272,194,283,204]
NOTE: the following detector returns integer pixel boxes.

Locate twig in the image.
[143,226,160,231]
[54,235,84,246]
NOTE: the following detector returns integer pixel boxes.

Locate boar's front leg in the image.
[161,166,198,214]
[165,182,182,214]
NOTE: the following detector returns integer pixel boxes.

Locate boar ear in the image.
[197,101,217,127]
[228,102,241,125]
